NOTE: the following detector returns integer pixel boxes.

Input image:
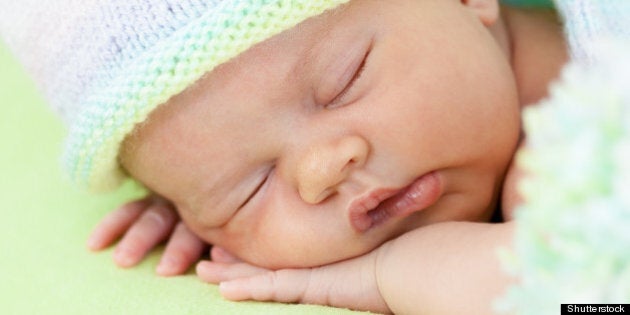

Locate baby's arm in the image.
[87,195,207,276]
[198,221,514,314]
[377,221,514,314]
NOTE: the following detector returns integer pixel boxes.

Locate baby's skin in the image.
[87,0,567,313]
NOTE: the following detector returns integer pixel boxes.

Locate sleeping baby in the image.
[1,0,568,314]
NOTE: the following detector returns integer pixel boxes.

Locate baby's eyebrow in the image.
[288,22,337,83]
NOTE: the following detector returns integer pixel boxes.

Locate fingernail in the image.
[114,248,135,267]
[86,237,100,250]
[156,258,176,276]
[219,281,235,293]
[197,261,225,283]
[196,261,213,274]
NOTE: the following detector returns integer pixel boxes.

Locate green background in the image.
[0,43,365,314]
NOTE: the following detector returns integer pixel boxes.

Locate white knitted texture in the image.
[0,0,224,124]
[554,0,630,64]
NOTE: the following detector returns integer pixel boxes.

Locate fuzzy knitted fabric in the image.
[554,0,630,64]
[498,1,630,313]
[0,0,348,191]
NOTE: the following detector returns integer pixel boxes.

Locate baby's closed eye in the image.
[326,45,371,109]
[316,38,373,108]
[238,166,274,210]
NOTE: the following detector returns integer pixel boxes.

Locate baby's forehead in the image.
[192,21,337,99]
[233,14,336,62]
[217,7,377,90]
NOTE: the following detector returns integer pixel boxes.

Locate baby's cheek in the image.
[226,232,316,269]
[501,150,526,221]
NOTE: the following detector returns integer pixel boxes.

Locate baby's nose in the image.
[296,135,369,204]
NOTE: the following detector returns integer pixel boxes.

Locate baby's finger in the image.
[113,202,177,267]
[87,197,151,250]
[196,261,268,284]
[156,222,207,276]
[210,246,243,264]
[219,269,311,304]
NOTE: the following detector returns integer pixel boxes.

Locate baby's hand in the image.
[87,195,207,276]
[197,247,391,314]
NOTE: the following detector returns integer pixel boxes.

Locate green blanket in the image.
[0,43,367,315]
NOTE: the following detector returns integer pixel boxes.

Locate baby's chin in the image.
[248,253,364,270]
[236,239,385,270]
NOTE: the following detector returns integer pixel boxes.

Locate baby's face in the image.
[121,0,520,269]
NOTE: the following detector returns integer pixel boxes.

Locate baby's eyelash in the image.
[328,47,371,108]
[238,167,272,210]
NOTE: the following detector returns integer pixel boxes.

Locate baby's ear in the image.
[461,0,499,26]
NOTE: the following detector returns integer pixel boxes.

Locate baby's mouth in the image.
[348,172,443,232]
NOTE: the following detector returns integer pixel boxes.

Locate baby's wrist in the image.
[373,240,395,314]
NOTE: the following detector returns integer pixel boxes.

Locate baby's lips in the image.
[348,172,443,232]
[348,187,400,232]
[383,171,442,219]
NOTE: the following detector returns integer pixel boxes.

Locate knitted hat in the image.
[0,0,348,191]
